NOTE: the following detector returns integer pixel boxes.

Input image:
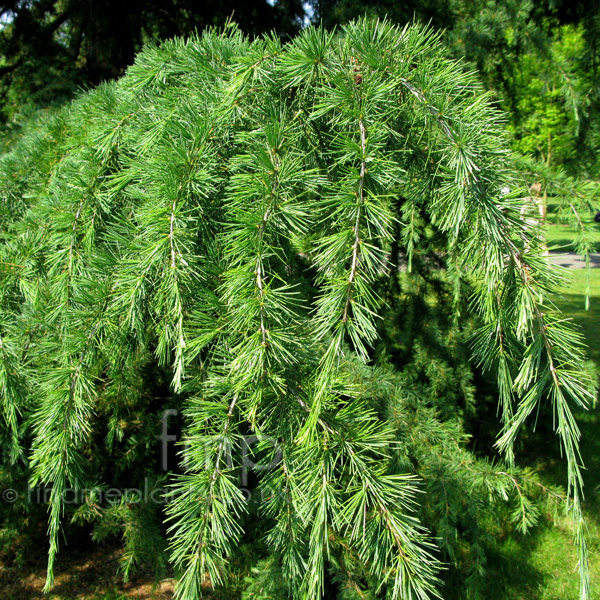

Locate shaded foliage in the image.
[0,0,305,122]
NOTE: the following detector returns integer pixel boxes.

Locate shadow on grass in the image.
[470,409,600,600]
[548,240,600,253]
[482,525,574,600]
[552,293,600,363]
[467,287,600,600]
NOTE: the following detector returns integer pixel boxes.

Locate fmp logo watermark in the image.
[157,409,283,487]
[1,409,283,506]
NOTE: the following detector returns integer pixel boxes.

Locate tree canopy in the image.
[0,17,597,600]
[2,0,600,179]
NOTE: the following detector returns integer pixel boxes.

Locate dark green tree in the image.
[0,0,305,123]
[445,0,600,174]
[0,19,596,600]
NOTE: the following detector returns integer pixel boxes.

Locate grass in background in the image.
[542,268,600,598]
[552,269,600,362]
[483,266,600,600]
[545,201,600,253]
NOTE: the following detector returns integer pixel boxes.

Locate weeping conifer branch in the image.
[0,18,595,600]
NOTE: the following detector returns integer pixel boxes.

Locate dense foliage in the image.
[2,1,600,180]
[0,19,596,600]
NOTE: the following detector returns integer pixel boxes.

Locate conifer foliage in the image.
[0,19,596,599]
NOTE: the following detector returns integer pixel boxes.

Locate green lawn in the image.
[486,266,600,600]
[536,270,600,600]
[552,269,600,362]
[545,202,600,253]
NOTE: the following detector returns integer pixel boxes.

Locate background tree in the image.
[0,0,305,123]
